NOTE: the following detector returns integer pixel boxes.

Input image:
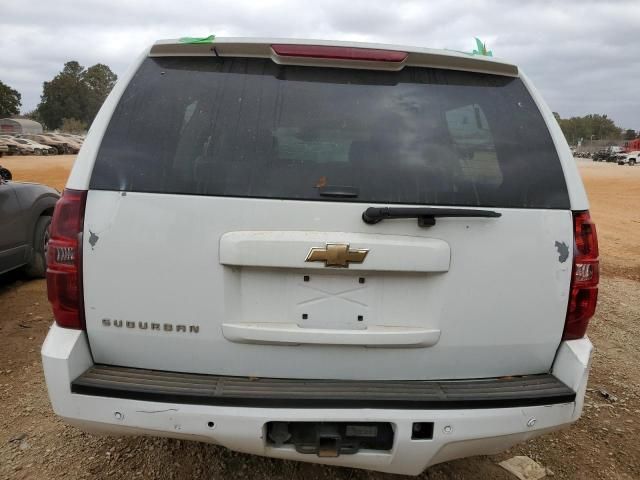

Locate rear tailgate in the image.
[82,52,573,381]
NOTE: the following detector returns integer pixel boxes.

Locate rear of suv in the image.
[42,38,598,475]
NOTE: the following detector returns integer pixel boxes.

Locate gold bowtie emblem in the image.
[305,243,369,268]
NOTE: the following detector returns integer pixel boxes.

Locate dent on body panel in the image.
[84,191,127,251]
[555,241,569,263]
[544,212,573,302]
[88,230,99,249]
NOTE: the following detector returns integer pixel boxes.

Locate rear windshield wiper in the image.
[362,206,501,227]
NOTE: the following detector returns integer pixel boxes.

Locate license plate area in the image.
[266,421,394,457]
[292,273,373,330]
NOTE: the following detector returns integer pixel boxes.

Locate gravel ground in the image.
[0,158,639,479]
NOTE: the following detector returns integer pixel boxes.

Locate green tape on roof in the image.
[471,37,493,57]
[179,35,216,44]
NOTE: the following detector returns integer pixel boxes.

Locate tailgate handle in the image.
[362,206,501,227]
[222,323,440,348]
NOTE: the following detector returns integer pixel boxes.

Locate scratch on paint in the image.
[136,408,179,414]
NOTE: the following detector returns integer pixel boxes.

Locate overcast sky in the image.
[1,0,639,129]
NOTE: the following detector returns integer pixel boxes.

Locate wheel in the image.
[35,148,42,155]
[0,166,11,180]
[630,159,636,166]
[23,216,51,278]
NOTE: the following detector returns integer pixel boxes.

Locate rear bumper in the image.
[42,324,592,476]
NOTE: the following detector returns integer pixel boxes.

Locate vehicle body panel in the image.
[0,180,58,274]
[84,191,573,380]
[0,182,28,272]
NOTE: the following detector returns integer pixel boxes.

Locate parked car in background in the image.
[0,135,31,155]
[0,135,52,155]
[593,147,620,162]
[22,134,69,154]
[618,151,639,166]
[0,141,10,157]
[46,134,81,153]
[42,38,598,476]
[57,133,85,145]
[592,150,607,162]
[14,137,57,155]
[0,171,59,276]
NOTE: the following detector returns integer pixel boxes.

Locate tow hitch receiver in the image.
[266,422,394,457]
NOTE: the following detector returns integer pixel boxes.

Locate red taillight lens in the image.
[563,211,599,340]
[271,44,408,63]
[46,189,87,329]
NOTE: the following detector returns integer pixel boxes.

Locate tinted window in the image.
[91,57,569,208]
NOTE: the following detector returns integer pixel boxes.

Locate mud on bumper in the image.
[42,324,592,476]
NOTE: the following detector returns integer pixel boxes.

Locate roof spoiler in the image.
[149,37,519,77]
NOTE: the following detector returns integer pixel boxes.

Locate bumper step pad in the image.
[71,365,576,409]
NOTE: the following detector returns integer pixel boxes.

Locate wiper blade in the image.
[318,185,359,198]
[362,206,501,227]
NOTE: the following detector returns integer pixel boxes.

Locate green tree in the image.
[556,113,622,145]
[38,61,86,129]
[623,129,637,140]
[37,61,117,130]
[0,80,22,118]
[82,64,117,125]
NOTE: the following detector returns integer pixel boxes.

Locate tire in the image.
[0,166,11,180]
[630,160,636,166]
[24,216,51,278]
[35,148,42,155]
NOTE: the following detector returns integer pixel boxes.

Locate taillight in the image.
[563,211,599,340]
[46,189,87,329]
[271,44,408,63]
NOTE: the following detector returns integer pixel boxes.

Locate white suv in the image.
[42,38,598,476]
[618,151,638,165]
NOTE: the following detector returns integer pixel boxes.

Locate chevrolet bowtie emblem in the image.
[305,243,369,268]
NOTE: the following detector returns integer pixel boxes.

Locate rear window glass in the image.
[91,57,569,209]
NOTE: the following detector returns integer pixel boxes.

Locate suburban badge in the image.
[101,318,199,333]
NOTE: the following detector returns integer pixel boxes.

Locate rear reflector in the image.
[271,44,408,63]
[46,189,87,330]
[563,211,599,340]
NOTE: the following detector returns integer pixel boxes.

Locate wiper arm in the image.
[362,206,501,227]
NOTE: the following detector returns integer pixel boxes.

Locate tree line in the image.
[553,112,637,146]
[0,61,117,131]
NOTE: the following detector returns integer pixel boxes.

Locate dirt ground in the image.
[1,156,639,479]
